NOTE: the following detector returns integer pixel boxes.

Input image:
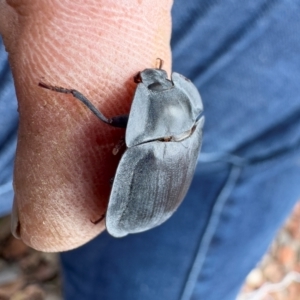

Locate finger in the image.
[0,0,172,251]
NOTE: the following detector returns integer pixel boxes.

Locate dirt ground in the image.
[1,202,300,300]
[238,202,300,300]
[0,216,61,300]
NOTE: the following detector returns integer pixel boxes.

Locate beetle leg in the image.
[109,177,114,187]
[133,72,142,83]
[112,136,126,155]
[156,58,164,69]
[38,82,128,128]
[90,213,106,225]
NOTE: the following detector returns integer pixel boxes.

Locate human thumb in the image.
[0,0,172,251]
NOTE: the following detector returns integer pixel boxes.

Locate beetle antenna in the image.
[38,82,128,128]
[156,58,164,69]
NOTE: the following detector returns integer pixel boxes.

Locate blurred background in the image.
[0,202,300,300]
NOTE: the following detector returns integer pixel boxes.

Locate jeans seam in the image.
[180,165,242,300]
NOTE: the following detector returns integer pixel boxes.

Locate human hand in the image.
[0,0,172,251]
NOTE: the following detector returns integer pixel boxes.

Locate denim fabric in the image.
[61,152,300,300]
[172,0,300,159]
[0,40,17,217]
[1,0,300,299]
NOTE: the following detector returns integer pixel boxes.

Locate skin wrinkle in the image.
[6,0,36,16]
[44,125,109,224]
[36,45,132,117]
[40,3,166,67]
[0,2,18,48]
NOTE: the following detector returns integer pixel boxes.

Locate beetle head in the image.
[134,69,173,92]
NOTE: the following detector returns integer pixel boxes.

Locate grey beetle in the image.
[39,60,204,238]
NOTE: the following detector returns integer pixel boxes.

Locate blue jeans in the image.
[0,47,17,216]
[1,1,300,299]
